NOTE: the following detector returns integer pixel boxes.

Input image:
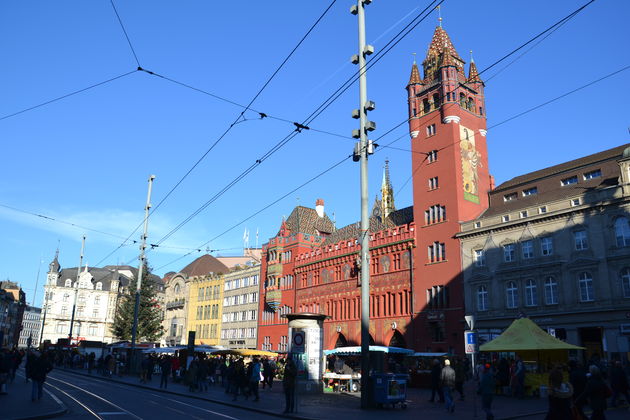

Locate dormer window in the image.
[65,279,72,287]
[561,176,578,186]
[96,282,103,291]
[503,193,517,202]
[583,169,601,180]
[522,187,538,197]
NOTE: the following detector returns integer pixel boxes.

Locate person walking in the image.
[250,357,261,401]
[429,359,444,403]
[28,352,53,402]
[159,356,171,389]
[87,352,95,375]
[544,368,573,420]
[283,357,297,414]
[610,360,630,407]
[570,360,588,420]
[479,363,496,420]
[454,358,465,401]
[577,365,609,420]
[513,355,526,398]
[440,359,456,413]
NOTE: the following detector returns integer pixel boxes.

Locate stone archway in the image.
[388,330,406,348]
[334,333,348,348]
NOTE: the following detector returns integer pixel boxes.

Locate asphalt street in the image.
[45,370,280,420]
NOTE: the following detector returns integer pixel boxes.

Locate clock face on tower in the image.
[372,206,381,218]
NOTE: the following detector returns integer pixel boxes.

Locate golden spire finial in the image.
[412,52,417,65]
[470,50,474,63]
[436,5,442,27]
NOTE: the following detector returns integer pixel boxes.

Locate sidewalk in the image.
[57,367,550,420]
[0,371,67,420]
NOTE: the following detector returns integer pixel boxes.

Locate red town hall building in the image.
[257,25,492,355]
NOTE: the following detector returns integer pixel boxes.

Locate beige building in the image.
[458,144,630,360]
[161,254,228,346]
[220,264,261,349]
[187,273,224,346]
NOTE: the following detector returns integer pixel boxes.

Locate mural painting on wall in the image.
[343,264,351,280]
[380,255,391,273]
[459,125,482,204]
[402,250,411,269]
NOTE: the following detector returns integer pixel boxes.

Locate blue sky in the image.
[1,0,628,306]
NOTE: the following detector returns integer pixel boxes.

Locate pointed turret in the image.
[468,52,482,84]
[381,159,395,219]
[408,61,422,86]
[423,26,464,82]
[49,248,60,273]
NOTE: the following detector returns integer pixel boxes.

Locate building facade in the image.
[41,254,134,345]
[162,254,228,346]
[406,25,491,354]
[187,273,224,346]
[18,305,41,348]
[0,282,26,348]
[459,144,630,360]
[220,264,260,349]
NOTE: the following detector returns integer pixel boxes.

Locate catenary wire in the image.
[0,70,138,122]
[109,0,141,67]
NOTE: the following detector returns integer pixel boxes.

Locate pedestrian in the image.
[609,360,630,407]
[440,359,456,413]
[171,356,180,382]
[159,355,171,389]
[186,359,199,392]
[544,368,573,420]
[106,354,116,377]
[454,358,465,401]
[197,358,209,392]
[577,365,609,420]
[87,352,95,375]
[146,355,155,382]
[140,355,150,383]
[479,363,496,420]
[0,348,11,394]
[569,360,588,420]
[232,359,249,401]
[513,355,525,398]
[96,355,104,376]
[283,357,297,414]
[262,358,271,389]
[429,358,444,403]
[27,352,53,402]
[250,357,261,402]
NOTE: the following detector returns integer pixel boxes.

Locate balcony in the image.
[165,299,185,310]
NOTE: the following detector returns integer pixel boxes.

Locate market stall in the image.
[479,318,584,396]
[407,352,448,388]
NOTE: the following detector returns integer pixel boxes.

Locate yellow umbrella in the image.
[212,348,279,357]
[479,318,585,352]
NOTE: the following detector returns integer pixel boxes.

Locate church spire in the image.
[381,159,395,219]
[408,54,422,86]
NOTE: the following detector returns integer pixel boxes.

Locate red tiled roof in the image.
[179,254,228,277]
[425,26,462,63]
[408,63,422,85]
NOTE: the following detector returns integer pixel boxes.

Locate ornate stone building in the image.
[459,144,630,359]
[18,305,41,348]
[40,254,134,344]
[162,254,227,346]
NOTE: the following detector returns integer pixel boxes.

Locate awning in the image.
[324,346,414,356]
[211,349,279,357]
[412,352,448,357]
[479,318,585,352]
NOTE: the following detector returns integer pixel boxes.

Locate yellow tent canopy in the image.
[479,318,585,352]
[212,349,279,357]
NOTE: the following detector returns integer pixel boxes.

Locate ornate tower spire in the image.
[468,50,482,83]
[381,159,395,219]
[408,53,422,86]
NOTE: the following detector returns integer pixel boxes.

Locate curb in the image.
[58,369,316,420]
[499,410,546,420]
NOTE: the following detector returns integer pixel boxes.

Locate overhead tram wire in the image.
[109,0,141,68]
[95,1,338,265]
[0,70,138,122]
[149,0,443,250]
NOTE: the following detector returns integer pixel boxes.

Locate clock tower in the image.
[407,25,491,353]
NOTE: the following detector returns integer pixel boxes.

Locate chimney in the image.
[315,198,325,218]
[489,174,496,191]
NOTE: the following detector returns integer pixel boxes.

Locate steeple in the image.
[408,60,422,86]
[468,51,482,84]
[49,248,60,273]
[422,26,464,82]
[381,159,395,219]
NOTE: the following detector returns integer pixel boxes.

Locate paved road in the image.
[45,370,280,420]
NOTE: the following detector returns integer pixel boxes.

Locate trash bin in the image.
[370,373,408,409]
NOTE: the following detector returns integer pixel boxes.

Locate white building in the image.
[18,305,41,348]
[41,253,132,345]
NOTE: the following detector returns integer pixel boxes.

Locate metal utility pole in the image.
[68,235,86,341]
[351,0,376,409]
[130,175,155,358]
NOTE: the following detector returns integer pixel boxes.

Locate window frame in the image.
[544,277,558,305]
[506,281,518,309]
[477,285,488,311]
[525,279,538,306]
[503,244,515,262]
[578,272,594,302]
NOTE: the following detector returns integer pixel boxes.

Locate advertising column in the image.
[284,312,327,394]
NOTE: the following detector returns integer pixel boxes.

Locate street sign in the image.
[464,330,477,354]
[291,330,305,353]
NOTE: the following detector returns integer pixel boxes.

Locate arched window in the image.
[63,293,69,302]
[525,279,537,306]
[615,218,630,247]
[65,279,72,287]
[477,285,488,311]
[578,272,594,302]
[459,93,466,107]
[506,281,518,308]
[174,283,181,294]
[423,98,430,114]
[620,268,630,298]
[432,93,440,109]
[467,97,476,112]
[96,282,102,290]
[544,277,558,305]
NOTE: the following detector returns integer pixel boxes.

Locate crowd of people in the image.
[0,347,54,402]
